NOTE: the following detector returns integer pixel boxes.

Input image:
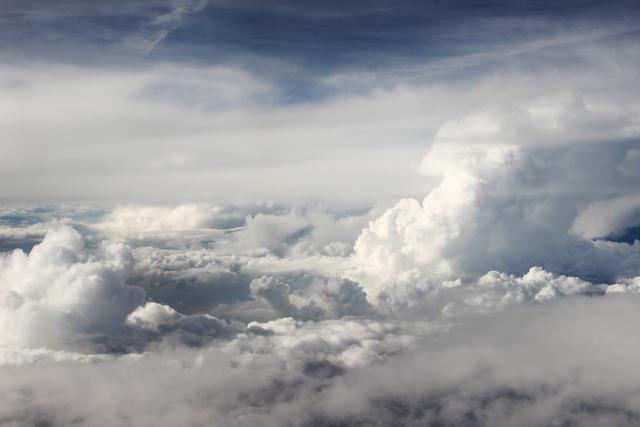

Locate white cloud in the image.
[350,98,640,304]
[572,192,640,240]
[125,0,209,52]
[96,204,224,236]
[127,301,184,330]
[0,225,144,349]
[433,91,640,147]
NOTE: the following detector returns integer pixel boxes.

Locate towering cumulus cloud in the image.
[2,0,640,426]
[352,92,640,306]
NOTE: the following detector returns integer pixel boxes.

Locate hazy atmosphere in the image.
[2,1,640,426]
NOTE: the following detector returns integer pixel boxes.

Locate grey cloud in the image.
[249,275,371,321]
[250,276,299,318]
[572,192,640,240]
[2,296,640,426]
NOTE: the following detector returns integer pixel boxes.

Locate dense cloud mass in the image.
[351,139,640,305]
[4,297,640,427]
[2,137,640,425]
[2,1,640,426]
[3,84,640,425]
[0,226,143,349]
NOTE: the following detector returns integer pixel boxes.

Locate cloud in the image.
[125,0,209,52]
[350,97,640,304]
[572,192,640,241]
[127,301,184,328]
[2,6,640,425]
[3,34,639,204]
[3,296,640,426]
[0,313,414,426]
[0,225,144,349]
[224,207,371,257]
[2,168,640,425]
[249,276,299,318]
[102,204,218,231]
[249,275,371,321]
[0,224,244,351]
[126,301,237,347]
[432,91,640,147]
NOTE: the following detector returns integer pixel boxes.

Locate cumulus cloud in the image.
[0,224,241,351]
[0,225,144,349]
[3,166,640,426]
[99,204,220,233]
[225,207,371,257]
[250,275,371,321]
[250,276,300,317]
[93,204,234,247]
[351,111,640,304]
[89,203,371,256]
[127,301,184,328]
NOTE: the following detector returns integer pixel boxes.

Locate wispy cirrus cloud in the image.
[125,0,208,52]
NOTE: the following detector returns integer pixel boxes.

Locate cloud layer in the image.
[2,3,640,425]
[2,67,640,418]
[4,296,640,426]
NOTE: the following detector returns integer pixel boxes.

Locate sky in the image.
[1,1,640,426]
[2,0,639,203]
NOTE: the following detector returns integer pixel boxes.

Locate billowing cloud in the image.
[0,224,242,351]
[250,275,371,320]
[0,226,144,349]
[351,99,640,304]
[2,2,640,425]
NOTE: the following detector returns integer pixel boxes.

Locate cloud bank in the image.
[2,2,640,426]
[4,296,640,426]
